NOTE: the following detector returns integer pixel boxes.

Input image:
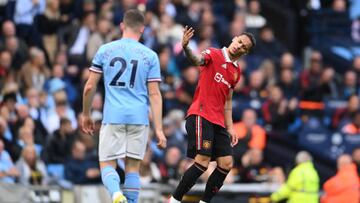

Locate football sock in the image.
[172,162,207,201]
[101,166,121,198]
[123,173,140,203]
[201,166,229,202]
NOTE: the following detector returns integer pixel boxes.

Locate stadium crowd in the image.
[0,0,360,202]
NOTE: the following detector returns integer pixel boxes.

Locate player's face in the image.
[229,35,252,58]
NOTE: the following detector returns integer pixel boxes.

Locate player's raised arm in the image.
[224,89,238,146]
[82,71,101,135]
[182,26,205,66]
[148,81,167,149]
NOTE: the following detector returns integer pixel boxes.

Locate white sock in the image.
[169,196,181,203]
[112,191,123,200]
[199,201,207,203]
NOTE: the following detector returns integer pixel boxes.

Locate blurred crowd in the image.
[0,0,360,201]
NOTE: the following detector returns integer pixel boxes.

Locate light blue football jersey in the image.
[90,38,161,125]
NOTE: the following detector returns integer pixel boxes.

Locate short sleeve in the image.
[89,46,104,73]
[147,54,161,82]
[201,49,212,66]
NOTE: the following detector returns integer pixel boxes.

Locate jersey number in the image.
[109,57,138,88]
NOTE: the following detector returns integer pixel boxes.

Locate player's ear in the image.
[120,22,125,32]
[139,25,145,34]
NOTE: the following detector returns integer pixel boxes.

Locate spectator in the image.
[162,117,185,152]
[45,64,78,105]
[60,11,96,69]
[253,26,285,60]
[3,35,29,71]
[16,145,48,186]
[176,66,198,110]
[0,140,19,183]
[175,0,202,30]
[262,86,297,132]
[0,50,12,83]
[332,94,359,129]
[43,118,75,164]
[271,151,319,203]
[46,90,77,134]
[321,67,340,99]
[158,146,183,183]
[17,126,42,156]
[86,18,112,63]
[278,52,295,72]
[18,47,50,92]
[299,51,326,118]
[37,0,68,64]
[340,70,359,100]
[233,109,266,165]
[259,59,276,87]
[277,69,299,99]
[157,14,183,46]
[321,154,359,203]
[238,148,284,184]
[64,141,100,184]
[332,0,347,12]
[158,46,179,113]
[341,110,360,135]
[239,70,267,100]
[245,0,266,29]
[13,0,46,46]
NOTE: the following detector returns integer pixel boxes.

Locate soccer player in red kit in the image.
[169,26,256,203]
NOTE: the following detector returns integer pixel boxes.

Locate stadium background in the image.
[1,0,360,202]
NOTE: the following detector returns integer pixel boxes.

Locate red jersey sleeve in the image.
[201,48,213,66]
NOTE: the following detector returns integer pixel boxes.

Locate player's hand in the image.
[82,115,95,136]
[182,25,194,48]
[155,130,167,149]
[228,128,238,147]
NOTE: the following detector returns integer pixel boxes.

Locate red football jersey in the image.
[187,47,241,128]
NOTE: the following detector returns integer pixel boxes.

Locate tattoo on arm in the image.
[183,46,205,66]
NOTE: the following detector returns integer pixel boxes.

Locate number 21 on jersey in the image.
[109,57,138,88]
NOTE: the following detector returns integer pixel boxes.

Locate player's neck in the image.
[122,32,141,41]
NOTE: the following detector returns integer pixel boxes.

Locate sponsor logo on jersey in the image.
[214,72,231,88]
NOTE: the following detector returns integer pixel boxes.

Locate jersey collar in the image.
[221,47,238,67]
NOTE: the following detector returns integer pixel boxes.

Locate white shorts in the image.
[98,124,149,161]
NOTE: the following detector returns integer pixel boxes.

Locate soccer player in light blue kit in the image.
[82,9,167,203]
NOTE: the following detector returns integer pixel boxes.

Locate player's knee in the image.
[194,155,211,168]
[217,158,233,171]
[125,157,141,173]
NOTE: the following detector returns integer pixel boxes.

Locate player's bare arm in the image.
[224,89,238,146]
[82,71,102,135]
[148,81,167,149]
[182,25,205,66]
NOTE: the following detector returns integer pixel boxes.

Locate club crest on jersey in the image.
[221,64,227,69]
[203,140,212,149]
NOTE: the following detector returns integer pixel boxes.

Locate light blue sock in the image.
[123,173,141,203]
[101,166,121,197]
